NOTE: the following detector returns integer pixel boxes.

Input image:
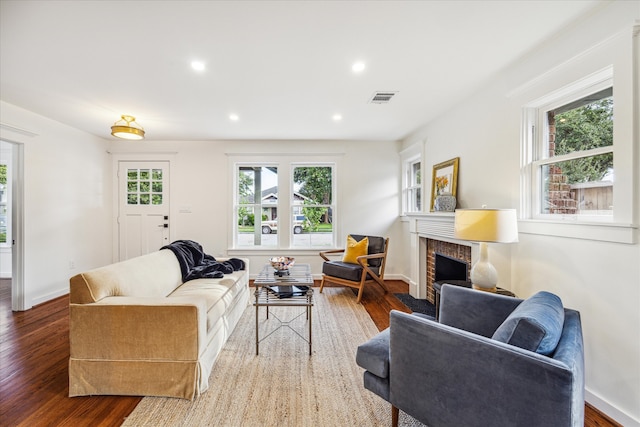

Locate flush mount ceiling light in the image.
[332,114,343,121]
[111,115,145,140]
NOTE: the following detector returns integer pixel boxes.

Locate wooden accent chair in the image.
[319,234,389,303]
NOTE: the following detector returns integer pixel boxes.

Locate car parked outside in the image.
[261,215,305,234]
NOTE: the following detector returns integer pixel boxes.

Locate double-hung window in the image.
[233,159,335,249]
[236,165,279,248]
[405,158,421,213]
[523,73,614,222]
[400,145,422,214]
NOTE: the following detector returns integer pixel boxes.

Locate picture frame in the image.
[430,157,459,212]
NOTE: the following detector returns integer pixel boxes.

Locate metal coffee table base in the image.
[253,263,314,355]
[254,300,312,355]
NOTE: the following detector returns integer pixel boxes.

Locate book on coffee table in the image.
[266,285,310,299]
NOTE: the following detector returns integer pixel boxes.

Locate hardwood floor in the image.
[0,278,620,426]
[0,278,141,427]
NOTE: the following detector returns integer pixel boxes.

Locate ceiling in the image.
[0,0,606,142]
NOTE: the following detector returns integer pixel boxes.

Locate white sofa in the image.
[69,248,249,400]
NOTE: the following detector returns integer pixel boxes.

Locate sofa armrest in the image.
[439,284,523,337]
[70,296,207,361]
[389,310,581,427]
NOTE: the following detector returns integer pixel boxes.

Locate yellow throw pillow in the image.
[342,235,368,265]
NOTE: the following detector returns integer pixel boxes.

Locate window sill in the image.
[228,248,337,257]
[518,219,637,244]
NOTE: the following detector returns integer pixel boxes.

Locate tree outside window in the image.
[292,165,334,248]
[538,87,613,216]
[236,166,278,247]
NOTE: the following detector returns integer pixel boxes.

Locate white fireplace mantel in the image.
[406,213,475,299]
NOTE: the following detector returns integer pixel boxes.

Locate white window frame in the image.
[400,143,424,215]
[290,163,336,249]
[528,80,614,222]
[520,66,636,243]
[229,153,338,252]
[234,163,280,249]
[404,157,422,214]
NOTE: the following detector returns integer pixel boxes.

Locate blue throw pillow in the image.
[492,291,564,356]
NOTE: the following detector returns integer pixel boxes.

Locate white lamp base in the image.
[470,242,498,292]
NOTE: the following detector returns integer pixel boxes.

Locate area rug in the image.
[394,293,436,318]
[122,287,426,426]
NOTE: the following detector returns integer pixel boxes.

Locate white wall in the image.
[107,139,403,278]
[401,2,640,425]
[0,101,113,307]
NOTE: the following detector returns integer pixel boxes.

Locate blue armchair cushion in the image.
[492,291,564,355]
[355,328,390,378]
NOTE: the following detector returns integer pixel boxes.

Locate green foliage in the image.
[293,167,332,205]
[238,207,253,226]
[554,98,613,183]
[301,203,327,232]
[238,170,254,203]
[0,164,6,185]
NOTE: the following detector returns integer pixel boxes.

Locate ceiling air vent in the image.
[369,91,398,104]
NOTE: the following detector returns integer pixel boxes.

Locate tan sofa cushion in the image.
[70,250,182,303]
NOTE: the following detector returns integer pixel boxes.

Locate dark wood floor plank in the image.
[0,277,620,426]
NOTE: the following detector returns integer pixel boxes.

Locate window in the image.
[524,75,614,222]
[127,168,164,205]
[403,156,421,213]
[291,165,334,248]
[234,161,335,249]
[236,165,278,248]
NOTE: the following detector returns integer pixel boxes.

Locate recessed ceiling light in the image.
[352,62,365,73]
[332,114,342,121]
[191,61,205,72]
[229,114,239,121]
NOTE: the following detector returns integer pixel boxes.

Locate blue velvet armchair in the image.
[356,284,584,427]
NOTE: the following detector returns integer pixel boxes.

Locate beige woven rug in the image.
[122,287,426,426]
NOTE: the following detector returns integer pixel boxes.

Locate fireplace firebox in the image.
[434,252,469,283]
[426,239,471,304]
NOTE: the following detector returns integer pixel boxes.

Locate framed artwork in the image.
[430,157,459,211]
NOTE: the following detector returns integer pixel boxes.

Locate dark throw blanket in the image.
[161,240,245,281]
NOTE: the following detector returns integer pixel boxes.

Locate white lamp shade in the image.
[454,209,518,243]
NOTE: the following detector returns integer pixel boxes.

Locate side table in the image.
[433,280,516,321]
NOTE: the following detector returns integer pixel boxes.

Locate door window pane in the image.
[127,168,164,206]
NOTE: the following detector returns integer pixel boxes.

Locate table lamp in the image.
[454,208,518,292]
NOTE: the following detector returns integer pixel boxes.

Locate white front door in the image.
[118,161,170,261]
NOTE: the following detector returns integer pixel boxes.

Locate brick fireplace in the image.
[425,239,471,304]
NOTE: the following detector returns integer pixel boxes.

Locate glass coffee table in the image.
[253,263,314,355]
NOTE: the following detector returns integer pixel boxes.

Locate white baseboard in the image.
[31,287,68,307]
[586,388,639,426]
